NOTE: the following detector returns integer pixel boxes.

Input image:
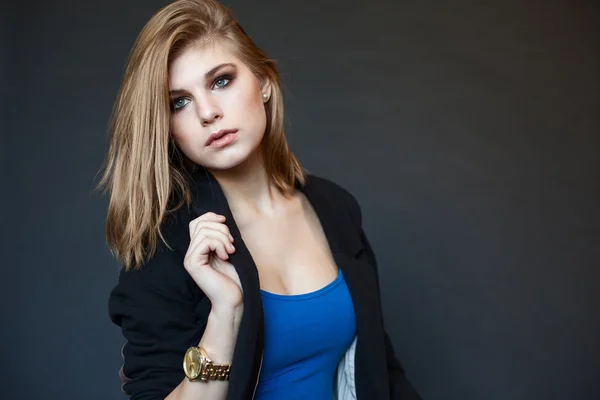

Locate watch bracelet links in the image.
[201,362,231,381]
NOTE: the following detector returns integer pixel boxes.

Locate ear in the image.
[261,78,272,100]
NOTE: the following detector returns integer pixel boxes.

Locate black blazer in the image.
[109,169,422,400]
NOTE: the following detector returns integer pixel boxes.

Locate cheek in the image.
[233,87,266,129]
[170,116,193,146]
[229,75,264,113]
[229,86,262,115]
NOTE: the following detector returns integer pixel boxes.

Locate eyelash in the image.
[170,74,234,112]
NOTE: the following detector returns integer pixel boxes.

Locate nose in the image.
[197,98,222,127]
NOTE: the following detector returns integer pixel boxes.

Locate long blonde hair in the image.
[97,0,305,270]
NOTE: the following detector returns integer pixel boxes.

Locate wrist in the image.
[198,306,243,364]
[210,304,243,327]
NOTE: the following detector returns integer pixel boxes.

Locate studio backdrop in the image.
[3,0,599,399]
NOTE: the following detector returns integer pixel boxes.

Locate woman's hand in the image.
[184,212,243,313]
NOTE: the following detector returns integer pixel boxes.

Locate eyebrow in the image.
[169,63,236,97]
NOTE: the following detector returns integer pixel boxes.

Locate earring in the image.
[262,93,270,102]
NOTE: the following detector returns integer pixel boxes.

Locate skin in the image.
[169,41,271,174]
[168,38,337,304]
[163,40,337,400]
[168,40,274,309]
[164,40,273,399]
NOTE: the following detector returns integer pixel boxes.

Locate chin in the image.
[198,146,259,172]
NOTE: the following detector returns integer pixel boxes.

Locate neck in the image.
[207,151,287,221]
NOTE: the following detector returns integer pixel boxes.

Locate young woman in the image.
[101,0,422,399]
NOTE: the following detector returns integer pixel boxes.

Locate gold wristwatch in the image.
[183,346,231,381]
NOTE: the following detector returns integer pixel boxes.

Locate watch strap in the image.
[201,361,231,381]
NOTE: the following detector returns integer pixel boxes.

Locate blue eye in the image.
[171,98,190,111]
[213,75,232,90]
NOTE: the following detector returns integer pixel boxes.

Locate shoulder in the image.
[108,206,204,398]
[303,173,363,226]
[133,203,195,274]
[109,205,198,311]
[160,203,196,253]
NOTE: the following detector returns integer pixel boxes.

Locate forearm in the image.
[165,306,243,400]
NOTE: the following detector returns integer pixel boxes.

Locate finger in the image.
[197,238,230,261]
[193,226,232,243]
[191,222,233,242]
[208,239,231,261]
[189,213,226,235]
[188,237,231,265]
[191,220,232,241]
[188,229,235,257]
[185,240,215,270]
[199,212,226,221]
[195,228,235,252]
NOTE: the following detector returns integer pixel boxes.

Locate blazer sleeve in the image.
[108,243,207,400]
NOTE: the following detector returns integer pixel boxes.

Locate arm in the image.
[168,308,242,400]
[109,245,241,400]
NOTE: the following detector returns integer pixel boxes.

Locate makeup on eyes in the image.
[169,69,237,112]
[169,63,238,96]
[212,74,234,90]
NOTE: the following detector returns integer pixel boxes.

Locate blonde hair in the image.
[97,0,305,270]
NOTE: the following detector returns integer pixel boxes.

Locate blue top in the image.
[254,269,357,399]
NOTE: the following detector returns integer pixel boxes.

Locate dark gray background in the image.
[3,0,599,399]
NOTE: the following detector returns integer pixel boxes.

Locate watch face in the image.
[184,348,201,379]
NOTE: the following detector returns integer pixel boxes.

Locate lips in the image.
[205,128,239,146]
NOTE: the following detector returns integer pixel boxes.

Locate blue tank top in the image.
[254,269,357,399]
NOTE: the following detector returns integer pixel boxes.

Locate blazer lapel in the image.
[189,170,389,399]
[298,175,363,257]
[191,168,263,400]
[300,176,391,399]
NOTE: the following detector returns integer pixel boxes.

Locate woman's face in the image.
[168,41,270,171]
